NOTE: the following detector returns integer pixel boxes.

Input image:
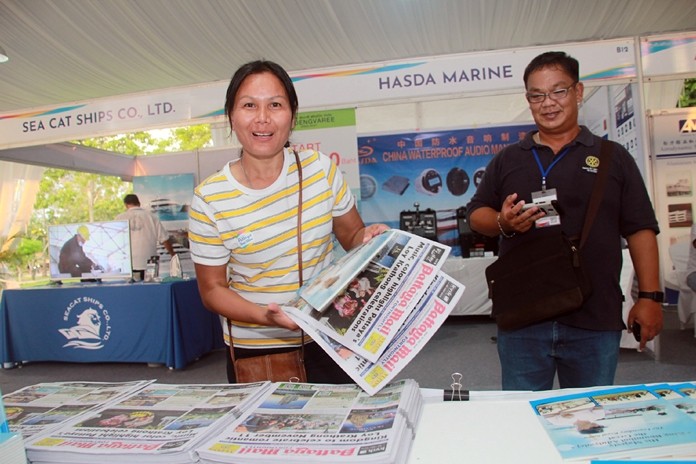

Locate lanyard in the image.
[532,147,570,192]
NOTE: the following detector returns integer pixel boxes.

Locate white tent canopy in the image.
[0,1,694,250]
[1,0,695,115]
[0,0,694,165]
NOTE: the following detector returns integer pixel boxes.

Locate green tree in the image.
[171,125,213,152]
[32,124,212,226]
[0,233,43,284]
[21,124,212,283]
[33,169,129,224]
[678,78,696,107]
[0,233,22,289]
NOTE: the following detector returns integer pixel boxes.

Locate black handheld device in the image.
[631,321,641,342]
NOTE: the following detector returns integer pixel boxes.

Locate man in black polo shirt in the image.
[467,51,663,391]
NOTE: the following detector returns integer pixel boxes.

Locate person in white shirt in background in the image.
[686,223,696,292]
[117,194,175,280]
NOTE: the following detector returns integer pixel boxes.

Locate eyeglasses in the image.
[525,83,577,103]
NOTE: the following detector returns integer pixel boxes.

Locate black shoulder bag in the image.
[485,140,611,331]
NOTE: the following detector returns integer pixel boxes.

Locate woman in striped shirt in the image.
[189,60,387,384]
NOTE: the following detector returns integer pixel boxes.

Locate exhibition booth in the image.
[0,279,224,369]
[0,31,695,372]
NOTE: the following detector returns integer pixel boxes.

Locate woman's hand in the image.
[362,223,389,243]
[266,303,300,331]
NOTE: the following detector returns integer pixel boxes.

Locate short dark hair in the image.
[224,60,298,148]
[123,194,140,206]
[523,51,579,88]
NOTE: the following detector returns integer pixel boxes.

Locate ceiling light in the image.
[0,45,9,63]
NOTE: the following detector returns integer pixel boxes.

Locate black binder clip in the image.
[444,372,468,401]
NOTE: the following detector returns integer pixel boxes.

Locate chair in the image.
[667,241,696,331]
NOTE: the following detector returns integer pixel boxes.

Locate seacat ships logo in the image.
[59,297,112,349]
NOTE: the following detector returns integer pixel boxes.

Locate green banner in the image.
[295,108,355,131]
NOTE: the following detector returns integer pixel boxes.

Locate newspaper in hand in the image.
[287,271,464,395]
[294,229,450,363]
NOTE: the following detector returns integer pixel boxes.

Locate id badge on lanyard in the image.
[531,147,569,228]
[531,188,559,228]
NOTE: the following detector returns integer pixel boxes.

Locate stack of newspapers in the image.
[6,379,422,464]
[197,379,423,464]
[529,382,696,461]
[1,388,27,464]
[3,380,152,442]
[20,381,270,464]
[0,432,26,464]
[284,229,464,395]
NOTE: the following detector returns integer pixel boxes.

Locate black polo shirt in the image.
[467,126,659,330]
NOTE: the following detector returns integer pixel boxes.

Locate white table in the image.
[441,256,496,316]
[409,399,562,463]
[409,384,696,463]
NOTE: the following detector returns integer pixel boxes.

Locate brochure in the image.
[3,380,153,440]
[23,382,271,464]
[530,384,696,461]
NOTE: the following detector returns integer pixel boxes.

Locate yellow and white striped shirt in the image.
[189,148,355,348]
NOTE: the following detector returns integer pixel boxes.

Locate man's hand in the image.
[497,193,545,235]
[627,299,663,351]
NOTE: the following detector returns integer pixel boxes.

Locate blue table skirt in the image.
[0,279,224,369]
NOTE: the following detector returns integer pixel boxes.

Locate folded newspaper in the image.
[294,230,449,361]
[22,382,272,464]
[284,229,463,394]
[7,379,425,464]
[287,272,463,395]
[197,379,423,464]
[3,380,153,441]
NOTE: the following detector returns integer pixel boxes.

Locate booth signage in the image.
[0,38,634,150]
[641,32,696,78]
[357,123,536,255]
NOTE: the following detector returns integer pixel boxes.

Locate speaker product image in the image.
[360,175,378,200]
[446,167,470,196]
[399,203,438,241]
[415,169,442,195]
[473,167,486,188]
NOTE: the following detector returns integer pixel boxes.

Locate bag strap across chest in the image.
[578,139,611,249]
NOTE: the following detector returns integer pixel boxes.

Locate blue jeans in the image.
[497,321,622,391]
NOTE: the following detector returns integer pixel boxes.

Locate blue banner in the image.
[358,124,535,255]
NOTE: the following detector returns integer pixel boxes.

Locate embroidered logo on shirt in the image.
[582,155,600,174]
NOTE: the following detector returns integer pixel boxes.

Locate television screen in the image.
[48,220,133,281]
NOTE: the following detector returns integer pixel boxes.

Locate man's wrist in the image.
[637,291,664,303]
[496,213,515,238]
